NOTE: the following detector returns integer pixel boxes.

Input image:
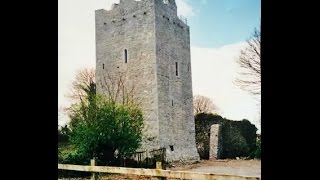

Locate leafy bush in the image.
[253,135,261,159]
[220,119,257,159]
[195,113,223,159]
[58,125,71,144]
[58,145,91,178]
[68,94,144,166]
[220,122,249,158]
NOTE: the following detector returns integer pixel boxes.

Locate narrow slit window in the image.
[175,62,178,76]
[103,64,105,69]
[172,100,173,106]
[124,49,128,63]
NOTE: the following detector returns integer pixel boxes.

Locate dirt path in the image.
[168,159,261,178]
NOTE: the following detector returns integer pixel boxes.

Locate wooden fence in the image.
[58,159,260,180]
[131,148,166,166]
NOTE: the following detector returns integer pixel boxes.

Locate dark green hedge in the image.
[58,125,71,143]
[194,113,224,159]
[195,113,258,159]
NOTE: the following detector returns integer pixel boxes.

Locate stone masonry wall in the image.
[96,0,199,161]
[95,0,159,151]
[154,0,199,161]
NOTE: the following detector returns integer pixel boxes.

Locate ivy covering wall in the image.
[195,113,258,159]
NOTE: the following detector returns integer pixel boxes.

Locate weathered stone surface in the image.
[210,124,222,160]
[95,0,199,162]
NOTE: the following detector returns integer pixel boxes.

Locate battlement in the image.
[99,0,177,12]
[97,0,178,17]
[96,0,187,31]
[110,0,143,11]
[154,0,188,27]
[160,0,177,10]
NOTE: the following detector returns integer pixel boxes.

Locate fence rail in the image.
[58,160,260,180]
[132,148,166,163]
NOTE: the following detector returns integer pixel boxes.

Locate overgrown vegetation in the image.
[195,113,259,159]
[58,94,144,178]
[58,125,71,144]
[60,94,144,166]
[195,113,224,159]
[220,119,257,159]
[253,135,261,159]
[58,68,146,179]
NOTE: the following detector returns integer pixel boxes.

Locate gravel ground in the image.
[168,159,261,178]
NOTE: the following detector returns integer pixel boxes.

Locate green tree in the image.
[68,68,96,103]
[63,67,144,166]
[58,125,71,143]
[67,68,96,128]
[68,94,144,165]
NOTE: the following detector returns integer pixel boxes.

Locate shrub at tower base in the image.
[62,94,144,166]
[195,113,259,159]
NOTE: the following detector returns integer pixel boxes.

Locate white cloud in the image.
[176,0,195,17]
[191,42,261,131]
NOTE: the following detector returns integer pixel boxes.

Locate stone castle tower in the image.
[95,0,199,161]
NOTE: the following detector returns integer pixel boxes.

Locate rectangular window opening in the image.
[172,100,173,106]
[175,62,178,76]
[170,145,174,151]
[103,63,105,69]
[124,49,128,63]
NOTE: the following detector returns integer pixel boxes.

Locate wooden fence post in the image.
[156,161,166,180]
[91,158,98,180]
[156,161,162,169]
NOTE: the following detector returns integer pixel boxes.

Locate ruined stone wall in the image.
[210,124,222,160]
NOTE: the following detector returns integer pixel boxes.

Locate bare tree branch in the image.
[235,26,261,97]
[193,95,219,115]
[67,68,96,104]
[98,68,141,107]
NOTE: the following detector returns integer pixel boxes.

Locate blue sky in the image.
[183,0,261,47]
[59,0,261,132]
